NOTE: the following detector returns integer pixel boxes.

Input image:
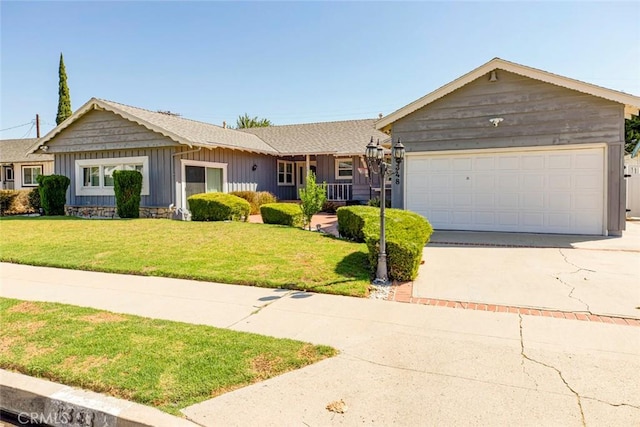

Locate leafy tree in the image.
[298,170,327,231]
[56,53,72,125]
[235,113,272,129]
[626,114,640,154]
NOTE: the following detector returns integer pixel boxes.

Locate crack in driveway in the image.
[519,314,586,426]
[556,249,595,314]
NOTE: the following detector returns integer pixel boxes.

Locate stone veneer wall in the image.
[65,205,173,219]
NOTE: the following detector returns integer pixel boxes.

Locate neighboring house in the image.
[377,58,640,236]
[624,140,640,217]
[31,98,388,218]
[0,138,54,190]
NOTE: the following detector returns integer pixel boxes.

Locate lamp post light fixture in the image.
[365,137,405,285]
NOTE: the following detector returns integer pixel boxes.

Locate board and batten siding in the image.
[391,70,626,234]
[55,147,175,207]
[44,109,182,153]
[173,146,279,207]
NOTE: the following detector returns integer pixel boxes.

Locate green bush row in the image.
[229,190,277,215]
[260,203,304,227]
[188,192,250,221]
[336,206,433,281]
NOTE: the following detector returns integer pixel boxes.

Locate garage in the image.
[376,58,640,236]
[405,146,605,235]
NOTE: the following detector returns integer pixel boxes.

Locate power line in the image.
[20,123,36,138]
[0,121,34,132]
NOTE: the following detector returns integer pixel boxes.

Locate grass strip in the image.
[0,217,370,297]
[0,297,336,415]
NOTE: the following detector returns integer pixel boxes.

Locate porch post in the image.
[305,154,310,172]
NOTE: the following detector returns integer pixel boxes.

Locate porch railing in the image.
[326,183,352,201]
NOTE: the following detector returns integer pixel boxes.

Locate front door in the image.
[295,161,317,197]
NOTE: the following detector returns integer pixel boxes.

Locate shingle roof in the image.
[96,99,278,154]
[0,138,53,163]
[240,119,390,155]
[36,98,390,156]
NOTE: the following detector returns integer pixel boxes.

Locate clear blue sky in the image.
[1,1,639,139]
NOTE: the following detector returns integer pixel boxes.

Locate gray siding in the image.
[174,146,281,205]
[55,147,175,207]
[46,109,181,153]
[391,70,626,234]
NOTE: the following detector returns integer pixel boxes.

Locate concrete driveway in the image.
[413,221,640,319]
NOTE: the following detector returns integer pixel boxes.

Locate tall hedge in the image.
[113,170,143,218]
[337,206,433,281]
[36,174,70,216]
[188,192,250,221]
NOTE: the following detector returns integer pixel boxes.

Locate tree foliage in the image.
[626,114,640,154]
[56,53,72,125]
[298,171,327,230]
[235,113,272,129]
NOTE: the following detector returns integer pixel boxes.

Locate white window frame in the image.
[180,159,228,209]
[277,160,294,186]
[335,158,353,180]
[22,165,43,187]
[75,156,149,196]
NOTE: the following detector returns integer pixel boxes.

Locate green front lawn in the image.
[0,217,370,297]
[0,298,336,414]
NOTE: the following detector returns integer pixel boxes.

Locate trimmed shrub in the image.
[367,197,391,208]
[321,200,341,214]
[337,206,433,281]
[260,203,304,227]
[0,190,18,216]
[28,188,41,212]
[230,190,277,215]
[188,192,250,221]
[113,170,143,218]
[36,174,70,216]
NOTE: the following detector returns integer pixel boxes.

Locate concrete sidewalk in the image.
[1,262,639,426]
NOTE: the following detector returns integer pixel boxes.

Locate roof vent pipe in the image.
[222,121,227,129]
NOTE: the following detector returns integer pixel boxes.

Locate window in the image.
[22,166,42,186]
[75,156,149,196]
[335,158,353,180]
[278,160,294,186]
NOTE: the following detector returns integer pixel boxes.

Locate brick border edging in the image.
[388,281,640,327]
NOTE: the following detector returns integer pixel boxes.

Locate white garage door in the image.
[405,146,605,235]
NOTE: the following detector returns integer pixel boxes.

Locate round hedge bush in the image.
[188,192,251,221]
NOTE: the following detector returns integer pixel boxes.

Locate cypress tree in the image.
[56,53,72,125]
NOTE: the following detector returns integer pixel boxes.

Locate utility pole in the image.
[36,114,40,138]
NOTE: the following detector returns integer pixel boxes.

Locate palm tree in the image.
[235,113,272,129]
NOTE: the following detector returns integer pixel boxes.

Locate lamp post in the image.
[365,137,405,284]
